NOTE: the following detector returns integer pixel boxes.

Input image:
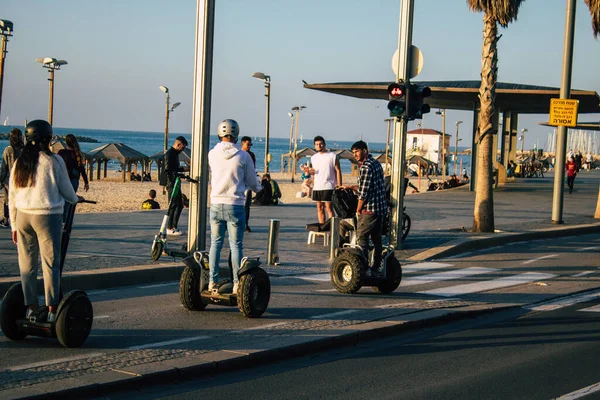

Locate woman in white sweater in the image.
[9,120,81,323]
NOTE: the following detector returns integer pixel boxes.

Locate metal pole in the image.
[390,0,414,247]
[288,114,295,174]
[188,0,215,252]
[329,216,340,260]
[454,121,462,176]
[291,108,301,183]
[267,219,280,265]
[441,110,446,183]
[264,81,270,173]
[0,33,9,118]
[385,118,393,175]
[48,68,54,125]
[164,93,170,155]
[552,0,577,224]
[521,129,526,154]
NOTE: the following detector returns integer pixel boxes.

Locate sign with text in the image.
[548,98,579,127]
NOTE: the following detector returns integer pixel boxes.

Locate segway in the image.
[179,251,271,318]
[330,217,402,294]
[0,199,96,347]
[151,173,198,261]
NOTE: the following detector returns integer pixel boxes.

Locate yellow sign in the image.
[549,98,579,127]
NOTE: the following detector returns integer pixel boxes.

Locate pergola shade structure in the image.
[86,142,150,182]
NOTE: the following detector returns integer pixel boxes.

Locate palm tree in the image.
[584,0,600,37]
[466,0,525,232]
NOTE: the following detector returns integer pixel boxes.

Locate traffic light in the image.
[408,84,431,120]
[387,83,406,118]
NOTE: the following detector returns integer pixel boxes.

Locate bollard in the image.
[595,185,600,219]
[267,219,280,265]
[329,216,340,260]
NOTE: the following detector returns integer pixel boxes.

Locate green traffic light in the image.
[387,100,406,117]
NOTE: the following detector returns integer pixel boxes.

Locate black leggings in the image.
[167,186,184,229]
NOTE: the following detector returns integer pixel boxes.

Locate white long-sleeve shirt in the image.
[208,142,261,206]
[9,153,79,231]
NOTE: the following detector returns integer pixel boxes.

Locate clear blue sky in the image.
[1,0,599,150]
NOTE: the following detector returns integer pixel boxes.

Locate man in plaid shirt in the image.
[347,140,388,270]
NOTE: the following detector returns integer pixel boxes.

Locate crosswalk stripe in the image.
[579,304,600,313]
[402,262,454,273]
[297,273,330,282]
[524,289,600,312]
[419,272,556,297]
[402,267,497,287]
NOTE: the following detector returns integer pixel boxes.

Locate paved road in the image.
[2,234,600,397]
[117,292,600,400]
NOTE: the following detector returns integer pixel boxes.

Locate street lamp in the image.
[454,121,463,175]
[252,72,271,173]
[159,86,181,155]
[436,109,446,183]
[287,112,295,174]
[291,105,306,183]
[35,57,68,125]
[520,128,528,154]
[0,19,13,119]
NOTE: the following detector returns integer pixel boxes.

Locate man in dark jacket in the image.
[164,136,188,235]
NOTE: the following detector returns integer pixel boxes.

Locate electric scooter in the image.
[151,173,198,261]
[179,251,271,318]
[331,216,403,295]
[0,199,96,348]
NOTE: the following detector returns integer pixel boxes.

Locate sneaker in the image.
[47,312,56,323]
[233,282,239,293]
[0,219,8,228]
[26,307,35,318]
[167,228,182,236]
[245,226,252,233]
[208,281,216,291]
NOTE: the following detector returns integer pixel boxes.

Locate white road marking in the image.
[298,273,330,281]
[314,289,338,292]
[232,322,289,334]
[374,302,415,309]
[402,267,497,287]
[8,353,105,371]
[420,272,556,298]
[555,381,600,399]
[579,304,600,313]
[524,289,600,312]
[128,335,210,350]
[521,254,558,265]
[403,262,454,273]
[311,310,359,319]
[138,282,178,289]
[94,315,110,319]
[573,271,594,278]
[87,289,111,296]
[575,246,600,252]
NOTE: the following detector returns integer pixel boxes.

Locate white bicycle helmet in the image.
[217,119,240,140]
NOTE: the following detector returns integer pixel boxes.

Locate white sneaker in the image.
[208,281,216,291]
[47,312,56,323]
[233,282,239,293]
[167,228,182,236]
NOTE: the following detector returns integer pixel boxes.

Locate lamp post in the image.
[287,112,295,174]
[252,72,271,173]
[291,105,306,183]
[454,120,463,176]
[384,118,394,175]
[520,128,528,155]
[0,19,13,119]
[159,85,180,193]
[35,57,67,125]
[436,109,446,183]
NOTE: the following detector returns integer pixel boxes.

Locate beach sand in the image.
[74,171,424,214]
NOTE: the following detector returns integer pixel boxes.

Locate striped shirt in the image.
[356,154,388,216]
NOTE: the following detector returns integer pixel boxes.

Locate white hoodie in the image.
[208,141,261,206]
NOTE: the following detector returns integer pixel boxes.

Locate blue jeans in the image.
[209,204,246,285]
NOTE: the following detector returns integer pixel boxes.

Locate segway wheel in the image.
[151,241,164,261]
[0,283,27,340]
[401,213,411,241]
[330,250,366,294]
[373,255,402,294]
[180,264,207,311]
[237,268,271,318]
[56,293,93,348]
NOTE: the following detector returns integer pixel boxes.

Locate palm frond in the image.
[584,0,600,38]
[466,0,526,27]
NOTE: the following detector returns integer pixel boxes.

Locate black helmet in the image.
[25,120,53,143]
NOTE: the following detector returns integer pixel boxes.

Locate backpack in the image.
[331,188,358,218]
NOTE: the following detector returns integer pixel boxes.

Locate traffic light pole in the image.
[389,0,414,248]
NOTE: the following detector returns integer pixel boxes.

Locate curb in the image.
[407,222,600,261]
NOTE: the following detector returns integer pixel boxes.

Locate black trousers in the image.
[356,214,383,269]
[167,185,184,229]
[244,189,252,225]
[567,175,576,192]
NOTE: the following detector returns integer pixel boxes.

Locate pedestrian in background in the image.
[58,134,89,222]
[163,136,188,235]
[566,156,577,194]
[0,128,24,227]
[241,136,256,232]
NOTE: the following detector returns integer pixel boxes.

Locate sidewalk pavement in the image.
[1,170,599,295]
[1,171,600,399]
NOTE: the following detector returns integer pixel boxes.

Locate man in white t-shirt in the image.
[301,136,342,223]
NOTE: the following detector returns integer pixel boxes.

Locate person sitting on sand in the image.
[142,189,161,210]
[254,174,281,205]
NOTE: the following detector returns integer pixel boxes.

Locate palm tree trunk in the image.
[473,13,497,233]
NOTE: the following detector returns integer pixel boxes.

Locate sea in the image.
[0,126,472,175]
